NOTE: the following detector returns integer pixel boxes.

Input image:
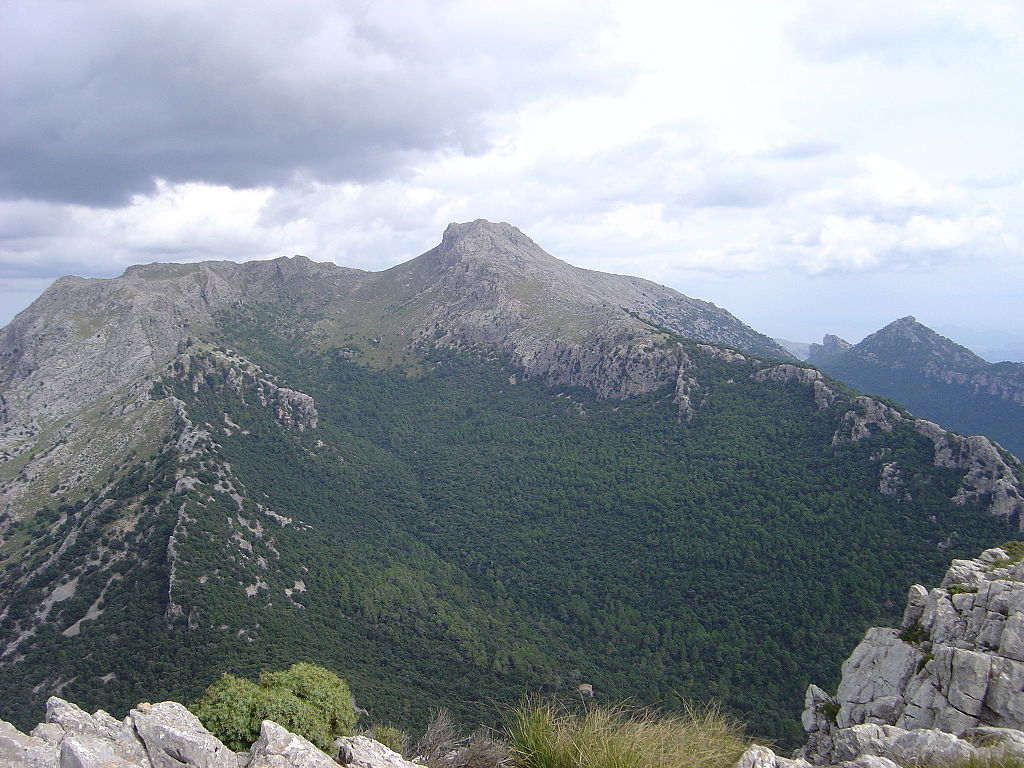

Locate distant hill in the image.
[809,316,1024,458]
[773,338,811,360]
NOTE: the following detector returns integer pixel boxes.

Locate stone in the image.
[44,699,146,766]
[801,685,835,733]
[835,629,919,728]
[734,744,777,768]
[332,736,426,768]
[246,721,337,768]
[30,724,67,746]
[881,728,975,765]
[0,719,59,768]
[985,657,1024,728]
[59,736,140,768]
[128,702,236,768]
[900,585,928,631]
[839,757,901,768]
[999,611,1024,662]
[980,548,1010,565]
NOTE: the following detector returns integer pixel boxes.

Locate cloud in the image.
[0,0,621,206]
[792,155,1012,273]
[789,1,1018,66]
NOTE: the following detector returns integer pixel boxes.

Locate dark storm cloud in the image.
[0,0,618,206]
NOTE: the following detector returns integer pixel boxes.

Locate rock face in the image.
[829,399,1024,527]
[797,546,1024,766]
[0,697,423,768]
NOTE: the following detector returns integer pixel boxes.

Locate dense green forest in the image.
[0,310,1015,749]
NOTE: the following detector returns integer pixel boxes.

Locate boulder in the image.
[45,699,146,766]
[332,737,426,768]
[59,736,139,768]
[0,719,59,768]
[246,721,337,768]
[732,744,811,768]
[128,703,236,768]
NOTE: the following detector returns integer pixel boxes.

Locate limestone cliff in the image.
[797,545,1024,766]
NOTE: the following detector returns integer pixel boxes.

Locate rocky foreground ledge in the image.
[743,545,1024,768]
[0,696,423,768]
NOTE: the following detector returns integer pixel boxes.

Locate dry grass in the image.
[506,699,748,768]
[413,710,511,768]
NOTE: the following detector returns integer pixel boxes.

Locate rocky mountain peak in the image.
[862,317,987,369]
[436,219,556,271]
[808,334,852,364]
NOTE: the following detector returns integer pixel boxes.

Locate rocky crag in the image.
[744,546,1024,768]
[809,317,1024,459]
[0,696,423,768]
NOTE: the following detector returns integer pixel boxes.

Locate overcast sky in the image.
[1,0,1022,353]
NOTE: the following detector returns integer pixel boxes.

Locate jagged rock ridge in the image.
[799,546,1024,766]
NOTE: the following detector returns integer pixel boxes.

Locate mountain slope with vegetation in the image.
[0,221,1022,748]
[809,316,1024,459]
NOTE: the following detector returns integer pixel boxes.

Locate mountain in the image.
[1,220,1022,746]
[773,338,811,361]
[808,316,1024,459]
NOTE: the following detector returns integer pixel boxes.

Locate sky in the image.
[1,0,1022,352]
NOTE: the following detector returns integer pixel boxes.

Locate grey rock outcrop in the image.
[332,737,424,768]
[248,721,341,768]
[831,399,1024,523]
[798,547,1024,764]
[751,365,837,409]
[0,698,419,768]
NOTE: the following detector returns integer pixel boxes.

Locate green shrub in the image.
[948,584,978,596]
[190,662,355,751]
[373,724,407,755]
[995,542,1024,567]
[815,699,840,724]
[506,700,748,768]
[899,623,927,644]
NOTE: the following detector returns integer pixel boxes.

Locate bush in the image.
[506,700,747,768]
[372,724,408,755]
[190,662,356,752]
[413,710,510,768]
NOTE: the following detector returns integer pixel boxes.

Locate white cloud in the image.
[790,0,1023,66]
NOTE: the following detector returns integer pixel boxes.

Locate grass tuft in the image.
[506,699,748,768]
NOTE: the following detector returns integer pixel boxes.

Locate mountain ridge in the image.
[1,220,1023,744]
[808,316,1024,458]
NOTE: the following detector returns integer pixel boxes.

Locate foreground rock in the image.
[742,546,1024,767]
[0,698,424,768]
